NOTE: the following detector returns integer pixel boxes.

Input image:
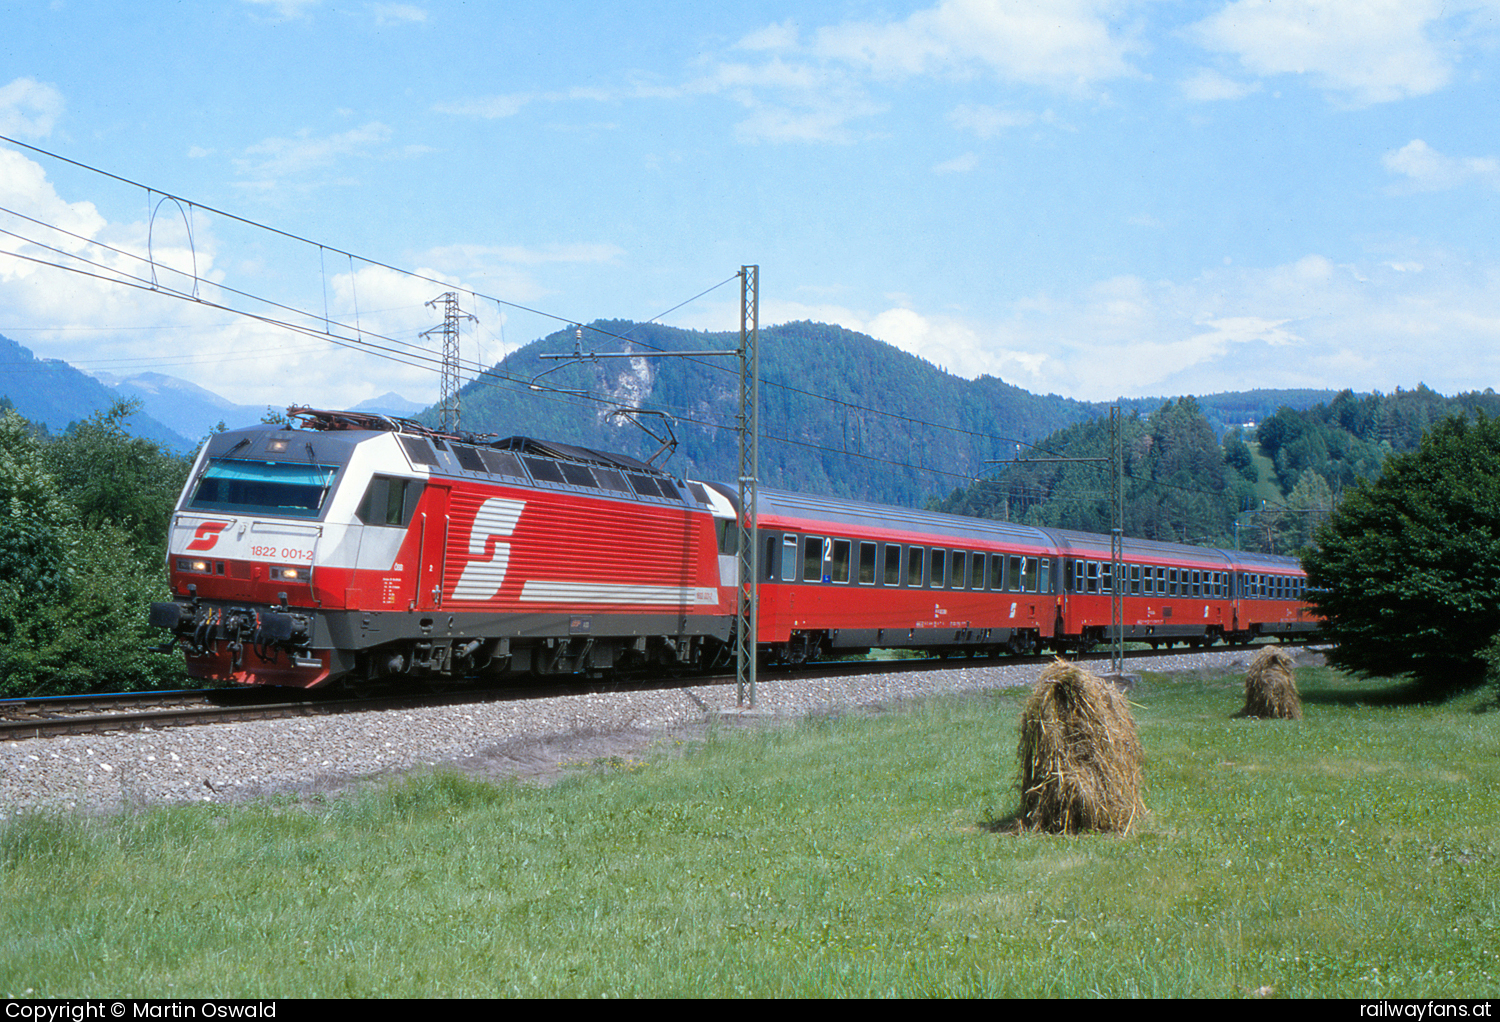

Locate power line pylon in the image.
[422,292,476,433]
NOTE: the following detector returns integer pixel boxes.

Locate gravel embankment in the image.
[0,648,1312,816]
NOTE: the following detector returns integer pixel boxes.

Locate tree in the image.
[1303,413,1500,691]
[44,399,189,554]
[0,405,186,696]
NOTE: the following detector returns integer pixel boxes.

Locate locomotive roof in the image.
[282,407,672,477]
[487,436,664,476]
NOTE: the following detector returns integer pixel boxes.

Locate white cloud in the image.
[689,58,887,144]
[234,122,394,184]
[813,0,1140,89]
[370,3,426,26]
[1383,139,1500,192]
[0,147,519,410]
[933,152,979,174]
[737,20,800,52]
[241,0,319,20]
[681,248,1500,403]
[0,78,64,139]
[432,94,535,119]
[1180,68,1260,102]
[425,242,623,267]
[1189,0,1462,105]
[947,104,1037,138]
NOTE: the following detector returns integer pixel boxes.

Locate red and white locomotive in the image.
[149,408,1317,688]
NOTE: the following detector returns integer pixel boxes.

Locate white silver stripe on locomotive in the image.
[517,581,720,606]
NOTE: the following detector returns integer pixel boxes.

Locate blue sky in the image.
[3,0,1500,411]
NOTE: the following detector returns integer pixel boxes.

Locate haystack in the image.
[1240,646,1302,720]
[1017,659,1145,834]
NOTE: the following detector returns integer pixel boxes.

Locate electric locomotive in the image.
[150,408,737,687]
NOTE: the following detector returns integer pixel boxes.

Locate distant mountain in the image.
[352,391,429,418]
[0,335,194,452]
[440,319,1102,507]
[1116,389,1343,436]
[91,370,267,441]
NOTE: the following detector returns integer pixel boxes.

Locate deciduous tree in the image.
[1304,413,1500,690]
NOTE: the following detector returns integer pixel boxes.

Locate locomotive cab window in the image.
[716,520,738,555]
[356,476,423,527]
[189,460,339,520]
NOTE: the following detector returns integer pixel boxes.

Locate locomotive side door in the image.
[414,483,451,611]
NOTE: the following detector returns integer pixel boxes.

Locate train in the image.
[148,408,1319,688]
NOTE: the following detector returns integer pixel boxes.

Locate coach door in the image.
[414,484,451,611]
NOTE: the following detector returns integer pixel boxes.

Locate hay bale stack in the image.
[1017,659,1145,835]
[1240,646,1302,720]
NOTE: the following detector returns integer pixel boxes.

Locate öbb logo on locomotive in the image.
[149,407,1318,689]
[450,497,525,602]
[185,520,230,552]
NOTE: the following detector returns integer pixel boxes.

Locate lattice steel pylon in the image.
[737,265,760,707]
[1110,405,1124,675]
[422,292,476,433]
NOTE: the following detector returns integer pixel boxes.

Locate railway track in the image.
[0,640,1316,743]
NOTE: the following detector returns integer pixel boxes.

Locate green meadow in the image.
[3,665,1496,998]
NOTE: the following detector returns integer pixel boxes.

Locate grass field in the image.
[2,664,1497,998]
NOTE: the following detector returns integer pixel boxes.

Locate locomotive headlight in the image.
[270,566,308,582]
[177,559,212,573]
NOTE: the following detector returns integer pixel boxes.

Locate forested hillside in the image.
[933,397,1261,548]
[442,320,1100,507]
[934,384,1500,554]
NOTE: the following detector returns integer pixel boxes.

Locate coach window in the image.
[970,553,985,590]
[929,548,946,588]
[762,535,778,580]
[989,553,1005,591]
[1023,557,1039,593]
[884,544,902,586]
[803,536,825,582]
[1008,556,1023,592]
[1166,568,1177,597]
[1130,564,1141,596]
[950,551,967,589]
[781,536,799,582]
[1038,558,1051,594]
[1101,562,1114,594]
[1085,561,1099,594]
[859,542,877,585]
[831,539,851,584]
[907,547,925,587]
